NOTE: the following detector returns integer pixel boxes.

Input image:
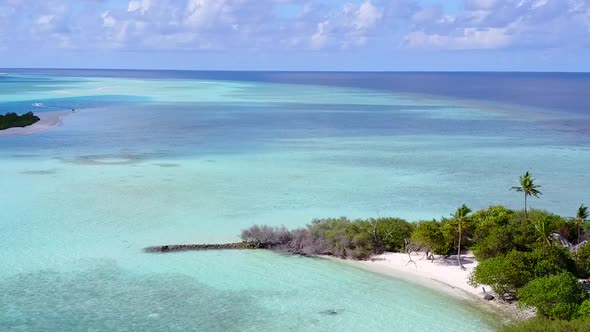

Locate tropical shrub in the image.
[575,243,590,278]
[576,299,590,318]
[240,217,393,259]
[310,217,374,259]
[470,206,537,260]
[518,272,588,320]
[513,209,575,241]
[530,245,576,277]
[470,247,575,300]
[240,225,291,247]
[556,219,581,245]
[470,250,535,300]
[371,217,414,253]
[499,318,590,332]
[439,218,461,256]
[411,220,445,255]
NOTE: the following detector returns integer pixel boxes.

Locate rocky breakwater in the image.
[143,242,260,253]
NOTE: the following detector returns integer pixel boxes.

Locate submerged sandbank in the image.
[327,252,534,324]
[0,110,72,136]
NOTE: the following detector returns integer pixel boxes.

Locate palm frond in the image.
[453,204,472,220]
[513,171,543,198]
[578,204,589,221]
[529,188,542,197]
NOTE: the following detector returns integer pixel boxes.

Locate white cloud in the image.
[3,0,588,53]
[464,0,499,10]
[184,0,233,29]
[310,20,329,49]
[102,11,116,28]
[307,0,384,49]
[128,0,151,15]
[36,15,54,26]
[353,1,382,31]
[532,0,549,9]
[405,27,512,50]
[412,6,442,24]
[405,0,590,50]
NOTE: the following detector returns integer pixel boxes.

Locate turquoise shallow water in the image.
[2,71,590,331]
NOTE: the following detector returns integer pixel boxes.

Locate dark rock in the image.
[319,309,342,316]
[143,242,259,253]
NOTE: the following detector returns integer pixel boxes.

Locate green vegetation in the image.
[0,111,40,130]
[371,217,415,253]
[510,171,542,217]
[241,171,590,331]
[241,217,414,259]
[469,246,575,300]
[499,318,590,332]
[454,204,472,270]
[518,272,588,320]
[576,299,590,318]
[576,204,588,245]
[411,220,447,258]
[575,242,590,278]
[470,206,536,260]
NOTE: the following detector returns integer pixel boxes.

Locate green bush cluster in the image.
[310,217,377,259]
[575,242,590,278]
[241,217,415,260]
[518,272,588,320]
[576,299,590,318]
[411,219,459,256]
[470,206,537,260]
[465,206,590,325]
[463,204,590,330]
[0,111,40,130]
[242,196,590,330]
[499,318,590,332]
[470,246,576,300]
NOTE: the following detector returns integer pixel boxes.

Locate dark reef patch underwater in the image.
[0,260,273,332]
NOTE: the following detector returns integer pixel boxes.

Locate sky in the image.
[0,0,589,71]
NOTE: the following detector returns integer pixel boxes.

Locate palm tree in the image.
[453,204,472,270]
[510,171,542,218]
[535,216,553,250]
[576,204,589,245]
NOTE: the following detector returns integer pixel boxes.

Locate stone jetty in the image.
[143,241,260,253]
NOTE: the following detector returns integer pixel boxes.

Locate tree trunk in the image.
[372,221,378,249]
[457,223,464,270]
[524,193,528,218]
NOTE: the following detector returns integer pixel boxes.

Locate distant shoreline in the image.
[0,110,72,136]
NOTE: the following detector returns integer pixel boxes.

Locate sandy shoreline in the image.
[0,110,72,136]
[326,252,534,324]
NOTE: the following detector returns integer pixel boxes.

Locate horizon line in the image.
[1,67,590,74]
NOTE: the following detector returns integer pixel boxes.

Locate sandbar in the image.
[0,110,72,136]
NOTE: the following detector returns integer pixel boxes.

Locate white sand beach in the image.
[346,252,482,298]
[328,252,535,323]
[0,110,72,136]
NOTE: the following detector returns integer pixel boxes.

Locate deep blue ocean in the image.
[4,68,590,113]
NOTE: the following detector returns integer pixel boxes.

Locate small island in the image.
[0,112,40,130]
[146,171,590,331]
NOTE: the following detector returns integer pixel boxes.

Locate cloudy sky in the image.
[1,0,589,71]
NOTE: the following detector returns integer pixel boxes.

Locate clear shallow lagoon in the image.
[2,70,590,331]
